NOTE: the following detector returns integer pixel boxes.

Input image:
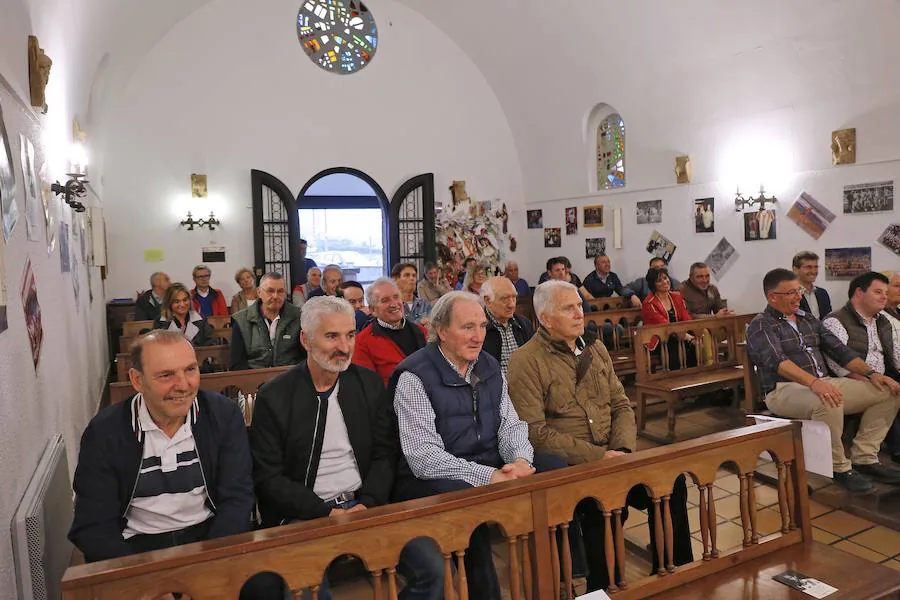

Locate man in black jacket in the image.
[134,271,170,321]
[68,330,253,563]
[249,296,443,600]
[480,276,534,375]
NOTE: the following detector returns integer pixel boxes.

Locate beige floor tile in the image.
[690,537,706,560]
[848,526,900,558]
[812,527,841,545]
[753,507,787,537]
[713,494,742,520]
[813,511,875,538]
[627,508,648,527]
[882,560,900,572]
[751,483,781,508]
[687,504,727,534]
[717,467,737,479]
[710,521,746,551]
[712,485,735,500]
[626,521,652,550]
[714,474,741,494]
[806,499,833,519]
[833,540,890,564]
[686,485,700,506]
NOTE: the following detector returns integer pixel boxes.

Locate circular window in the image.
[297,0,378,74]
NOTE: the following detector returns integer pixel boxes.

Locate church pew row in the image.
[119,327,232,353]
[107,366,291,425]
[115,345,231,381]
[60,422,900,599]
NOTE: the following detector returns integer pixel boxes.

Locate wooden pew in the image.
[107,366,291,424]
[122,320,155,337]
[585,308,643,376]
[515,293,536,329]
[633,316,747,443]
[588,296,628,311]
[120,326,232,352]
[61,422,900,599]
[115,345,231,381]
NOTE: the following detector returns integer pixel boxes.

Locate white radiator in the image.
[11,434,73,600]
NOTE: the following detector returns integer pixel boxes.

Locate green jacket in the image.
[230,302,305,370]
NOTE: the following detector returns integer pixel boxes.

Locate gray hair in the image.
[258,271,284,288]
[322,264,343,279]
[300,296,355,339]
[533,280,577,325]
[366,276,400,306]
[150,271,166,287]
[428,291,482,343]
[479,276,513,303]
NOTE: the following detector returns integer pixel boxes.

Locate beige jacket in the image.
[507,327,636,465]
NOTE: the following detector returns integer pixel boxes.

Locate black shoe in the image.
[892,455,900,466]
[853,462,900,485]
[833,470,875,493]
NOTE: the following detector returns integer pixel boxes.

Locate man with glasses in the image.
[231,272,305,370]
[747,268,900,493]
[189,265,229,318]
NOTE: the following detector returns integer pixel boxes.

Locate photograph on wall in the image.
[843,180,893,214]
[0,237,7,335]
[565,207,577,235]
[636,199,662,224]
[583,204,604,227]
[72,248,80,308]
[646,230,676,261]
[694,197,715,233]
[585,237,606,259]
[787,191,836,240]
[743,210,777,241]
[19,134,42,242]
[59,221,70,272]
[824,247,871,280]
[0,102,18,242]
[38,163,56,254]
[543,227,561,248]
[705,237,738,280]
[878,224,900,257]
[526,209,543,229]
[20,257,43,370]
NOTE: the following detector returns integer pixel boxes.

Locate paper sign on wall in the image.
[202,246,226,263]
[144,249,165,263]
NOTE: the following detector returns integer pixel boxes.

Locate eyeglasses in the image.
[772,289,803,297]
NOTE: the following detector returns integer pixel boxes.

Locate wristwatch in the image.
[864,369,877,379]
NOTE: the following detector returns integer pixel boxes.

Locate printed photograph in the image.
[705,237,738,280]
[636,199,662,224]
[565,206,577,235]
[787,191,836,240]
[0,102,18,243]
[878,224,900,257]
[20,258,43,370]
[543,227,561,248]
[824,247,871,280]
[844,180,893,214]
[646,230,676,262]
[694,197,715,233]
[59,221,70,273]
[526,209,543,229]
[585,237,606,259]
[19,134,42,242]
[583,204,604,227]
[0,234,7,335]
[743,209,777,241]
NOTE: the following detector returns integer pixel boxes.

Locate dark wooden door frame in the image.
[388,173,436,269]
[251,169,299,284]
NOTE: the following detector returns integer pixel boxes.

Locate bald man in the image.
[504,261,530,296]
[481,276,534,375]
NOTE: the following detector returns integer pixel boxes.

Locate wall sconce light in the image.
[180,211,221,231]
[51,173,88,212]
[734,186,777,212]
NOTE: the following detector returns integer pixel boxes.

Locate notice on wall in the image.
[202,246,226,263]
[143,249,165,263]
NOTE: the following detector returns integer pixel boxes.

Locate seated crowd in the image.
[71,248,900,598]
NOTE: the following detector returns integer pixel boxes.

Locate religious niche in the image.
[435,180,512,287]
[28,36,52,113]
[297,0,378,74]
[831,128,855,165]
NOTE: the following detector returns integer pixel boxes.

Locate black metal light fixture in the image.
[734,186,777,212]
[50,173,88,212]
[180,211,221,231]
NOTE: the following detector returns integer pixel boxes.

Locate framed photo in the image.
[583,204,604,227]
[878,224,900,257]
[636,199,662,224]
[526,209,543,229]
[743,210,777,241]
[843,181,893,214]
[824,247,871,280]
[646,230,676,261]
[787,191,836,240]
[543,227,561,248]
[565,207,577,235]
[585,237,606,259]
[694,197,714,233]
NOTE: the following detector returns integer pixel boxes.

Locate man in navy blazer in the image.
[793,251,832,319]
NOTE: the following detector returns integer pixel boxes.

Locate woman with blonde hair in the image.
[462,261,490,295]
[231,267,258,314]
[154,283,217,346]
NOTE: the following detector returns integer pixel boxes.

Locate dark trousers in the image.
[124,519,212,554]
[654,336,697,371]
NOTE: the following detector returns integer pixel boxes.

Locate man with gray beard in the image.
[249,296,443,600]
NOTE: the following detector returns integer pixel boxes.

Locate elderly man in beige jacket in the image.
[508,280,692,592]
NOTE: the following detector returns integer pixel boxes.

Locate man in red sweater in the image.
[352,277,427,386]
[189,264,228,318]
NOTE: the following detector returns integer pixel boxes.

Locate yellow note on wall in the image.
[144,249,165,263]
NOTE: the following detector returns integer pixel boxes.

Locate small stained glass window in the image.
[297,0,378,74]
[597,114,625,189]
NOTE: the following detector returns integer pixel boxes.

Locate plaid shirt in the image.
[486,309,519,376]
[747,305,859,394]
[394,346,534,487]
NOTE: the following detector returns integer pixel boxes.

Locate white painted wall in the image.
[100,0,525,300]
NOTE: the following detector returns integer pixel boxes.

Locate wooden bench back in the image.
[120,327,232,352]
[585,308,643,352]
[62,422,811,600]
[115,345,231,381]
[515,293,536,328]
[122,320,154,337]
[633,315,745,383]
[588,296,628,311]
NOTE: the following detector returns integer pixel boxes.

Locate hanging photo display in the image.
[693,197,715,233]
[585,237,606,259]
[843,181,893,214]
[824,247,871,280]
[0,101,18,242]
[705,237,738,280]
[878,224,900,257]
[646,229,676,261]
[526,209,543,229]
[583,204,604,227]
[59,221,71,272]
[19,134,42,242]
[20,257,43,370]
[636,199,662,224]
[565,207,577,235]
[743,210,777,241]
[0,232,7,335]
[787,191,836,240]
[544,227,561,248]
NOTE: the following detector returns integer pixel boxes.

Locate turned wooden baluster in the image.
[387,567,399,600]
[739,473,751,547]
[699,485,710,560]
[561,523,573,600]
[652,498,666,576]
[442,555,454,600]
[372,570,384,600]
[508,536,521,600]
[662,495,675,573]
[613,508,628,589]
[747,472,760,543]
[785,460,797,530]
[603,511,617,593]
[310,586,319,600]
[776,462,790,533]
[456,551,469,600]
[520,535,533,600]
[549,526,560,600]
[707,484,719,557]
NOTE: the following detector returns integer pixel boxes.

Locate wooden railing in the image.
[115,345,231,381]
[62,422,831,600]
[585,308,643,375]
